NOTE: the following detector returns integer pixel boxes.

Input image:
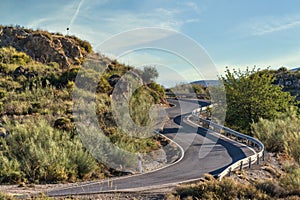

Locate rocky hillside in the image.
[0,25,92,68]
[0,25,171,186]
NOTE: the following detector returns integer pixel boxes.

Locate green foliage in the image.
[255,180,285,198]
[97,76,112,93]
[0,151,22,183]
[129,86,156,126]
[0,192,14,200]
[0,47,32,65]
[148,82,165,98]
[280,164,300,193]
[0,41,166,184]
[174,176,269,200]
[94,92,160,154]
[78,39,93,54]
[66,35,93,54]
[54,117,74,132]
[0,119,99,183]
[221,67,295,135]
[141,66,159,83]
[173,175,300,200]
[252,107,300,163]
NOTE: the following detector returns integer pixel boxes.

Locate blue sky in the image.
[1,0,300,86]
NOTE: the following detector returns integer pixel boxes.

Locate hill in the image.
[0,25,169,184]
[190,80,219,87]
[0,25,92,68]
[290,67,300,72]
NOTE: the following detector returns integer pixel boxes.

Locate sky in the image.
[1,0,300,87]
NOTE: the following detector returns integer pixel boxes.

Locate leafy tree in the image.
[221,67,296,135]
[142,66,159,83]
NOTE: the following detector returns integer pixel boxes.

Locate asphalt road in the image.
[46,99,255,196]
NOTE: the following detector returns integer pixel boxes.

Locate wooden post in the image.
[228,168,232,176]
[138,152,143,173]
[240,161,243,171]
[249,157,252,169]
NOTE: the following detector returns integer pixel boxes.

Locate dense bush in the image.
[280,164,300,194]
[0,119,99,183]
[172,175,300,200]
[0,47,31,65]
[174,176,269,200]
[222,68,296,134]
[252,107,300,163]
[148,82,165,98]
[0,42,166,184]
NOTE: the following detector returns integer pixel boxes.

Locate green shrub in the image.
[280,164,300,193]
[148,82,165,97]
[255,180,284,198]
[0,119,98,183]
[252,107,300,163]
[54,117,73,131]
[0,192,14,200]
[174,178,269,200]
[0,152,23,183]
[129,87,155,126]
[0,47,31,65]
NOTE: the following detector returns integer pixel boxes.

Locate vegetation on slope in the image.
[169,67,300,200]
[166,83,210,99]
[0,27,167,184]
[272,67,300,101]
[169,173,300,200]
[221,67,297,135]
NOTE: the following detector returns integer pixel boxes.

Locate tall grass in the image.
[252,107,300,163]
[173,175,269,200]
[0,119,99,183]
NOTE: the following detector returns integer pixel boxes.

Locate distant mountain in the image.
[191,80,219,87]
[290,67,300,72]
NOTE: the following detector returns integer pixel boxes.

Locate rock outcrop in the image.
[0,26,91,68]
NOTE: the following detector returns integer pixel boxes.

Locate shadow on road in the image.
[163,110,248,177]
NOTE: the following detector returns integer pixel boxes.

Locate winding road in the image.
[46,99,255,197]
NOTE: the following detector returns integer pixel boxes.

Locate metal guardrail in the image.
[191,107,265,180]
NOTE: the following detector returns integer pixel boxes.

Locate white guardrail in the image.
[191,106,265,180]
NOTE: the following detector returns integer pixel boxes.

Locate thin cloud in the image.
[26,0,201,48]
[254,20,300,36]
[246,15,300,36]
[177,1,204,14]
[68,0,85,29]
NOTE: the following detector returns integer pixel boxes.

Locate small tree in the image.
[142,66,158,83]
[221,67,296,135]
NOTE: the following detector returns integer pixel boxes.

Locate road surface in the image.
[46,99,254,196]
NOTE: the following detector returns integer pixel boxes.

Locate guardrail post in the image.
[249,157,252,169]
[228,167,232,176]
[191,106,264,181]
[138,152,143,173]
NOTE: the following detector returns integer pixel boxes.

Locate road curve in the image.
[46,99,255,197]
